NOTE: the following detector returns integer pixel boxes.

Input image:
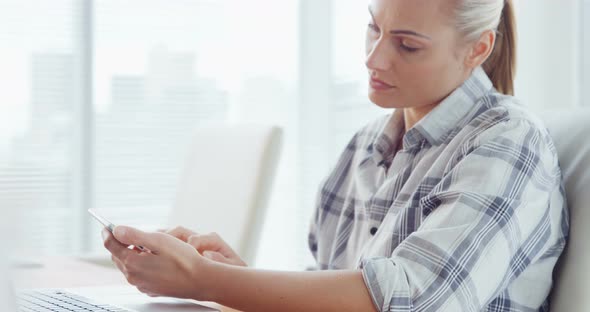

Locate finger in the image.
[188,233,235,259]
[103,229,131,259]
[103,229,143,257]
[187,234,220,253]
[202,251,233,265]
[111,255,127,275]
[113,225,185,254]
[165,226,197,242]
[137,287,159,298]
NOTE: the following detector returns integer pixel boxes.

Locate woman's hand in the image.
[102,226,214,300]
[161,226,247,267]
[103,225,377,312]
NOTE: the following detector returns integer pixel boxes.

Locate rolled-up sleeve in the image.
[360,119,565,311]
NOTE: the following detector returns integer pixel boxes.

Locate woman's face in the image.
[366,0,471,109]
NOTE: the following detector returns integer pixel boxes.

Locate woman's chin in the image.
[368,91,402,109]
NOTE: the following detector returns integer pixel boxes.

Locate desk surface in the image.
[13,256,240,312]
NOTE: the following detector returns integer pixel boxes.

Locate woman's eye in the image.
[400,44,419,53]
[399,40,420,53]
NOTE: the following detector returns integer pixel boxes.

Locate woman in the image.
[102,0,569,310]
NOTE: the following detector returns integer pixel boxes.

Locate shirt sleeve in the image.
[360,118,565,311]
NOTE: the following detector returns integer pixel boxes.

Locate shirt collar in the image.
[406,66,493,148]
[391,66,493,149]
[363,67,493,166]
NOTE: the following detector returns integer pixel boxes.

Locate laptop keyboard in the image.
[17,290,130,312]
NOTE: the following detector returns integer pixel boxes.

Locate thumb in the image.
[113,225,143,245]
[113,225,169,252]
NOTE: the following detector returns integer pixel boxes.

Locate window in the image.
[0,0,84,255]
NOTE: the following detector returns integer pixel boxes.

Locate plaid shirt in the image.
[308,67,569,311]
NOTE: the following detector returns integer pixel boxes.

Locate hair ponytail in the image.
[455,0,517,95]
[481,0,517,95]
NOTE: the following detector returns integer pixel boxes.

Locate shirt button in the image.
[370,227,378,236]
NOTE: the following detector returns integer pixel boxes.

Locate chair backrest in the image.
[537,109,590,310]
[168,124,282,265]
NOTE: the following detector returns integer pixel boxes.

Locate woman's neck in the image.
[403,102,439,132]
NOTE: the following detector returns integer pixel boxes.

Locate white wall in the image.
[513,0,582,109]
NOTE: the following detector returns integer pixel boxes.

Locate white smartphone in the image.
[88,209,150,253]
[88,208,115,233]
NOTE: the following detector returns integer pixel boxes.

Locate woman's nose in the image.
[365,39,392,72]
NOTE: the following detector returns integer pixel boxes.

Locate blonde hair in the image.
[454,0,517,95]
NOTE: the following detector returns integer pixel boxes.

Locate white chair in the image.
[537,109,590,311]
[168,124,283,265]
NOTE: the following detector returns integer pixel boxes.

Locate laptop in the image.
[16,285,220,312]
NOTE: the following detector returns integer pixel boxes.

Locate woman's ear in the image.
[465,30,496,69]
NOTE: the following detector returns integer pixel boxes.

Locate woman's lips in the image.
[369,77,395,90]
